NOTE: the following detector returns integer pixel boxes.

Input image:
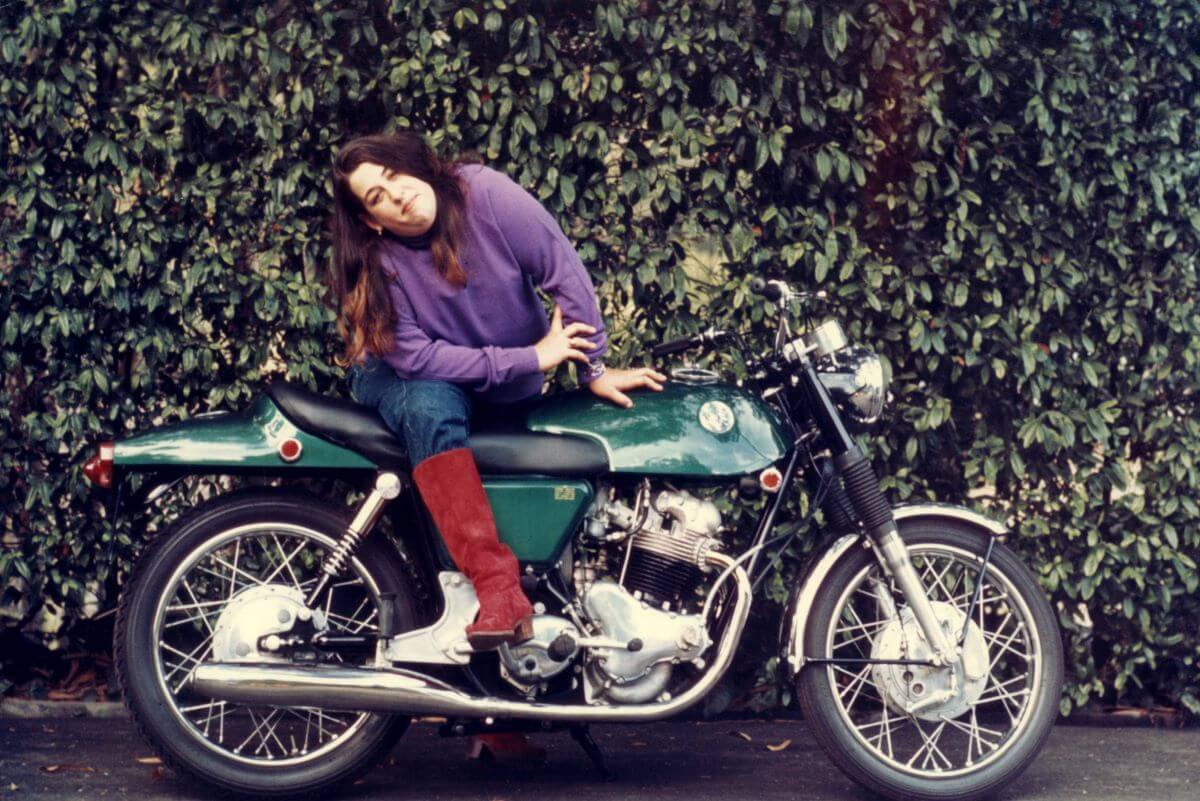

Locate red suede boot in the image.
[412,447,534,649]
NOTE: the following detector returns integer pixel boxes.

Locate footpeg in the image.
[378,592,398,638]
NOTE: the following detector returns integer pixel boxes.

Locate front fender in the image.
[777,502,1009,681]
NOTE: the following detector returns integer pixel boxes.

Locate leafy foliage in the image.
[2,0,1197,714]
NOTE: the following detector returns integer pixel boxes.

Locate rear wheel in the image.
[797,521,1063,801]
[115,488,417,796]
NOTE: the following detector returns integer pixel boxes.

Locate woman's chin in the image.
[389,222,433,238]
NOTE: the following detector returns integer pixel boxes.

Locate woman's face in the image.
[347,161,437,238]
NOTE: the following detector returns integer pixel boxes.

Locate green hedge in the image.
[2,0,1197,715]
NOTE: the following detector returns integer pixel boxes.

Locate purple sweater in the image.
[378,163,607,403]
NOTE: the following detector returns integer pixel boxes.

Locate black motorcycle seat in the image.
[264,381,609,476]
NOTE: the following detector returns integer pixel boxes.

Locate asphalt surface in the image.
[0,717,1197,801]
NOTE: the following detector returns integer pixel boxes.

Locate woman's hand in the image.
[534,305,598,372]
[588,367,668,409]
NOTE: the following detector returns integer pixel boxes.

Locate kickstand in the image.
[569,724,613,781]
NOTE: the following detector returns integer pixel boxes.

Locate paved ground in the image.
[0,717,1197,800]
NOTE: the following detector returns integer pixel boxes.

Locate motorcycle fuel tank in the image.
[524,382,790,477]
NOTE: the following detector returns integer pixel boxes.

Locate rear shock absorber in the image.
[304,472,403,607]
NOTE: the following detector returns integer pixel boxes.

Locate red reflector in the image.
[278,438,303,462]
[759,467,783,493]
[83,441,114,488]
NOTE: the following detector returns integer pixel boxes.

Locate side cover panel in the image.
[114,394,376,471]
[428,478,594,567]
[524,383,790,477]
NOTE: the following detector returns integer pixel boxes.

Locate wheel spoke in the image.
[196,558,263,592]
[178,579,216,634]
[976,673,1030,722]
[835,621,890,652]
[942,709,1002,763]
[325,591,378,634]
[985,625,1029,672]
[858,703,904,758]
[227,539,241,601]
[907,719,952,772]
[837,600,879,659]
[834,663,873,707]
[162,639,213,685]
[857,706,906,759]
[236,708,281,756]
[920,559,957,603]
[263,536,310,591]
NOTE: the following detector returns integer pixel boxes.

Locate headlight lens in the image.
[816,346,889,432]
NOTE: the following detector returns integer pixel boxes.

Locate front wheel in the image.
[115,488,418,797]
[797,520,1063,801]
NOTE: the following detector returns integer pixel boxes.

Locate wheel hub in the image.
[211,585,326,663]
[870,601,989,720]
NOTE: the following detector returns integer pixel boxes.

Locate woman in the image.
[327,131,667,650]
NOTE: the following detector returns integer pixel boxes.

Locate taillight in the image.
[83,441,115,488]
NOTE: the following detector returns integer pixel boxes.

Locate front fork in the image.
[869,524,957,665]
[796,358,958,667]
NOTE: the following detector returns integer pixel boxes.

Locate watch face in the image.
[698,400,735,434]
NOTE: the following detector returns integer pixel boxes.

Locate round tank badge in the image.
[698,400,736,434]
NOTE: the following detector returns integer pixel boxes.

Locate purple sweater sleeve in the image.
[482,171,609,381]
[380,278,541,392]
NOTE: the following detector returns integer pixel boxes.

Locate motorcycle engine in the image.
[585,484,724,608]
[573,484,722,703]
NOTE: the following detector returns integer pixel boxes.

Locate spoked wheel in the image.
[116,489,417,796]
[797,520,1063,801]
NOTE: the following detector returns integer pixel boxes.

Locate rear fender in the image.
[115,393,376,476]
[109,392,379,517]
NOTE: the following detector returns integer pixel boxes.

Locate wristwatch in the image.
[582,360,606,382]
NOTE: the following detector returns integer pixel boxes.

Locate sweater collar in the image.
[390,228,433,251]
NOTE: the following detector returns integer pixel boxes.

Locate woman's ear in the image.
[359,214,382,235]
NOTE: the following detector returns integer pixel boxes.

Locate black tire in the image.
[115,487,418,797]
[797,520,1064,801]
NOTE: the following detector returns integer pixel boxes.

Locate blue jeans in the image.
[348,356,536,466]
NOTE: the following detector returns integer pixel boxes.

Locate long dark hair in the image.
[327,131,479,368]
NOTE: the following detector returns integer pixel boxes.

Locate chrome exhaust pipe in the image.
[191,552,751,722]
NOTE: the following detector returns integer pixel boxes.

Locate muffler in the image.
[191,552,750,723]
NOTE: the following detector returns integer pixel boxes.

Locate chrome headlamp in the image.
[816,346,890,432]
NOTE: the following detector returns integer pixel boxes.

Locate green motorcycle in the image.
[84,278,1062,801]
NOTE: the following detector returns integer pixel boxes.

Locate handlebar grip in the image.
[750,278,784,302]
[650,336,697,358]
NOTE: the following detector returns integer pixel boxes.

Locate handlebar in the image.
[649,328,730,359]
[649,336,697,358]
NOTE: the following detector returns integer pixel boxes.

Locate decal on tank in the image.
[698,400,735,434]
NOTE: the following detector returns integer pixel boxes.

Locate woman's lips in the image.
[401,197,415,214]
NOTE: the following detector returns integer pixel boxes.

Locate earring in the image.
[375,228,382,236]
